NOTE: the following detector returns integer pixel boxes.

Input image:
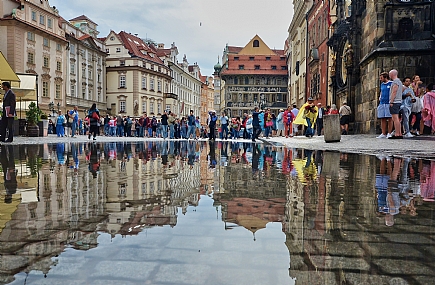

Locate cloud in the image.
[50,0,293,75]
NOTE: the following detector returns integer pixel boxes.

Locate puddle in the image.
[0,142,434,285]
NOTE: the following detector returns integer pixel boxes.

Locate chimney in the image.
[158,43,165,49]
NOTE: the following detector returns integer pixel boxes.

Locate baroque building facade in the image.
[62,15,107,115]
[0,0,67,114]
[104,31,172,117]
[287,0,312,107]
[220,35,288,117]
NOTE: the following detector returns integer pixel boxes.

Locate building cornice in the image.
[106,65,172,80]
[0,17,67,42]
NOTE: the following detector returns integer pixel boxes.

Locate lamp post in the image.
[56,102,60,112]
[48,102,55,117]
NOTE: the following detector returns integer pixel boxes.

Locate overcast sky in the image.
[51,0,293,76]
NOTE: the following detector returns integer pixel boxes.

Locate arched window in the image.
[253,40,259,47]
[398,18,413,40]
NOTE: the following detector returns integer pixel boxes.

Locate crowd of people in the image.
[376,70,435,139]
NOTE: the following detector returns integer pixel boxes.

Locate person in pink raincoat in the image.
[421,83,435,134]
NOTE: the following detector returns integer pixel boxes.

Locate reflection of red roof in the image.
[117,31,165,65]
[221,54,288,76]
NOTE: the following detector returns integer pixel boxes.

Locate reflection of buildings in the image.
[102,142,202,237]
[0,143,107,283]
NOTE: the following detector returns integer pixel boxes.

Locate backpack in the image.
[286,112,294,125]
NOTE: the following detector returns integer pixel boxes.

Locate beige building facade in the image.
[287,0,312,107]
[104,31,172,117]
[62,15,107,115]
[0,0,67,114]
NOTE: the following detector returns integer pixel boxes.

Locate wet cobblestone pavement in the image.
[0,140,434,284]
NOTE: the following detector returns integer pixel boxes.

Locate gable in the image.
[238,35,277,56]
[105,31,122,46]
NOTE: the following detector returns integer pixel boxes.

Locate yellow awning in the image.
[14,74,37,101]
[0,51,20,82]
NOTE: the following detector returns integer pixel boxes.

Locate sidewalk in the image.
[266,134,435,159]
[2,134,435,158]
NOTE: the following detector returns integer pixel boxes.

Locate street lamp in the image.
[57,102,61,111]
[48,102,55,117]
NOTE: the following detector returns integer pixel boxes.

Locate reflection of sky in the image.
[11,195,293,285]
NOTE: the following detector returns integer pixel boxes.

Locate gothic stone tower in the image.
[329,0,435,133]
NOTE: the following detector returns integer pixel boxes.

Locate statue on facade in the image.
[133,100,139,116]
[343,44,354,68]
[331,54,337,76]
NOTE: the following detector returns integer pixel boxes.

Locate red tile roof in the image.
[228,46,243,54]
[156,48,171,57]
[69,15,98,26]
[77,34,91,41]
[117,31,165,65]
[221,54,287,76]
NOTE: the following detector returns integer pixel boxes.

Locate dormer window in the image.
[253,40,259,47]
[116,48,121,53]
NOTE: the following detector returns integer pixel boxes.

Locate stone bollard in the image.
[324,114,341,143]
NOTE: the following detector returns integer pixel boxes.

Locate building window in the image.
[120,60,125,66]
[47,18,52,28]
[234,57,239,61]
[31,11,37,21]
[165,83,168,93]
[43,56,49,68]
[120,100,126,113]
[71,85,75,97]
[89,89,92,100]
[82,88,86,99]
[249,57,255,61]
[42,82,49,97]
[43,38,50,47]
[88,69,92,80]
[56,61,61,71]
[277,79,282,85]
[157,103,162,114]
[165,105,171,112]
[119,75,126,88]
[40,15,45,25]
[271,65,277,70]
[70,44,75,54]
[56,43,62,52]
[310,73,320,97]
[27,32,35,41]
[98,73,101,82]
[105,48,109,53]
[150,102,154,113]
[82,66,86,78]
[55,84,61,99]
[254,65,260,70]
[142,101,147,113]
[239,65,244,70]
[281,66,287,70]
[150,79,155,91]
[141,77,147,89]
[157,81,162,92]
[266,57,271,61]
[70,63,75,74]
[116,47,121,53]
[27,52,34,64]
[253,40,259,47]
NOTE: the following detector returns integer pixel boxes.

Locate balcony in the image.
[164,93,178,100]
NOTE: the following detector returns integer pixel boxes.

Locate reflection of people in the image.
[0,82,16,143]
[208,141,216,168]
[88,143,100,178]
[1,145,17,203]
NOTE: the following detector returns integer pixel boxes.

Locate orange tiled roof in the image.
[221,54,287,76]
[228,46,243,54]
[117,31,165,65]
[156,48,171,57]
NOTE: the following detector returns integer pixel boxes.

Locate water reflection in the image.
[0,142,434,284]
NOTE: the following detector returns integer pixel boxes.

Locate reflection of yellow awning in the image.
[0,194,20,235]
[0,51,20,82]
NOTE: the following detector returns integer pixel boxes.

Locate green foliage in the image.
[40,113,48,120]
[26,102,43,126]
